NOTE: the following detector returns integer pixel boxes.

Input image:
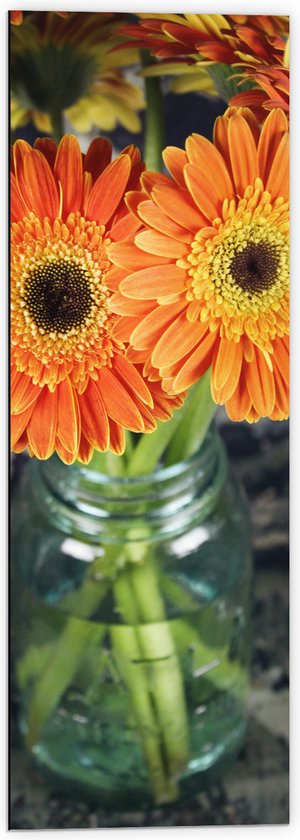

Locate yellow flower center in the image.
[11,212,119,390]
[205,222,289,315]
[180,179,289,349]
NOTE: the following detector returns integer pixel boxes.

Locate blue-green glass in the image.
[11,425,252,809]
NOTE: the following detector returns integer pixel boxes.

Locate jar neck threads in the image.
[31,424,227,542]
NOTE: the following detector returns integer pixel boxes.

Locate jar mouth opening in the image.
[73,424,220,488]
[35,423,227,531]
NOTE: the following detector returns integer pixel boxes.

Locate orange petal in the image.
[227,107,261,145]
[211,342,243,405]
[11,369,40,414]
[282,334,289,352]
[106,266,127,291]
[228,114,259,195]
[185,134,234,200]
[136,198,193,243]
[273,361,289,416]
[83,137,112,181]
[125,160,145,193]
[109,241,170,270]
[213,115,232,181]
[156,354,187,382]
[225,367,252,421]
[55,437,77,464]
[34,137,57,169]
[172,330,216,391]
[79,379,109,451]
[77,433,94,464]
[184,163,219,222]
[120,264,185,299]
[142,397,169,423]
[121,144,141,165]
[153,183,205,231]
[11,403,35,449]
[54,135,83,217]
[135,229,189,258]
[27,387,58,459]
[113,354,153,407]
[111,314,146,342]
[266,133,289,201]
[56,377,80,455]
[212,337,241,391]
[245,406,260,423]
[245,347,275,417]
[83,171,92,214]
[98,367,144,432]
[10,173,28,223]
[12,139,31,175]
[272,336,289,386]
[163,146,188,188]
[151,389,181,420]
[135,401,157,431]
[86,154,131,225]
[141,170,171,197]
[109,211,142,241]
[23,150,60,220]
[269,406,288,421]
[108,419,126,455]
[13,140,33,212]
[130,300,186,350]
[258,108,289,184]
[110,293,153,317]
[152,310,206,368]
[229,90,267,120]
[125,190,147,219]
[12,430,29,454]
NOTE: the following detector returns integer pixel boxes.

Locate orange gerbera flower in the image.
[110,108,289,423]
[117,14,289,113]
[11,136,184,464]
[119,13,288,64]
[230,36,290,118]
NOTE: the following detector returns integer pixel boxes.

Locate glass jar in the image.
[11,424,252,809]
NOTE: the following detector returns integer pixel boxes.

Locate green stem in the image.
[141,50,165,171]
[24,555,111,745]
[112,559,189,802]
[126,409,184,477]
[165,370,216,466]
[171,618,247,700]
[124,430,135,463]
[58,573,110,619]
[126,383,198,477]
[129,560,189,778]
[26,618,106,749]
[113,568,140,625]
[112,571,173,801]
[111,624,178,804]
[50,108,64,144]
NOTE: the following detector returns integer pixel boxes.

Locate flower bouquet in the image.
[10,11,289,809]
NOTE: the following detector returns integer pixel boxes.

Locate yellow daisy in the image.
[10,11,144,137]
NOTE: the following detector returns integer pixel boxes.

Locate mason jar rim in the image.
[79,424,221,487]
[31,424,228,540]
